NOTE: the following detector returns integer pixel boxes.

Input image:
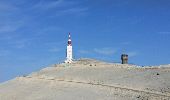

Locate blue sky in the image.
[0,0,170,82]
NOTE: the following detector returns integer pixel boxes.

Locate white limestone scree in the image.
[65,33,73,63]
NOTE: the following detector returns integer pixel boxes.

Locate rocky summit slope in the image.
[0,58,170,100]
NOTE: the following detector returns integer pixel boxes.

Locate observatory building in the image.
[121,54,128,64]
[65,33,73,63]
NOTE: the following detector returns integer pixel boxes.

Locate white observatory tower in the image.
[65,33,73,63]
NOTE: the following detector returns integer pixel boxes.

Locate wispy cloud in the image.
[0,50,10,57]
[62,7,88,13]
[120,41,131,45]
[32,0,79,11]
[127,52,138,57]
[33,0,64,10]
[1,37,37,49]
[158,32,170,35]
[12,38,33,49]
[0,2,18,12]
[32,0,88,16]
[57,7,88,16]
[34,26,62,36]
[0,24,20,33]
[45,40,65,47]
[79,48,117,55]
[0,5,21,34]
[48,47,61,52]
[78,50,91,54]
[94,48,116,55]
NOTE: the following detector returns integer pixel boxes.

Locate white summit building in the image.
[65,33,73,63]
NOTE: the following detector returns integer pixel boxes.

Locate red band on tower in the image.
[68,33,72,46]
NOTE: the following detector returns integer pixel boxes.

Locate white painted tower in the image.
[65,33,73,63]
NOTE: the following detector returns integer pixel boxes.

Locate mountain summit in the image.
[0,59,170,100]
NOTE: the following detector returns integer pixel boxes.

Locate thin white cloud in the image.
[54,7,88,16]
[62,7,88,13]
[0,50,10,57]
[33,0,64,10]
[0,16,28,34]
[44,40,65,47]
[78,50,91,54]
[0,25,19,33]
[158,32,170,35]
[12,39,32,49]
[94,48,116,55]
[35,26,62,36]
[32,0,88,16]
[32,0,77,11]
[49,48,61,52]
[120,41,131,45]
[127,52,138,57]
[0,2,18,12]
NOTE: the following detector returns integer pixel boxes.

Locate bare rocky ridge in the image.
[0,58,170,100]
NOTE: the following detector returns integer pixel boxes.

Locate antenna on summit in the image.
[69,33,71,38]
